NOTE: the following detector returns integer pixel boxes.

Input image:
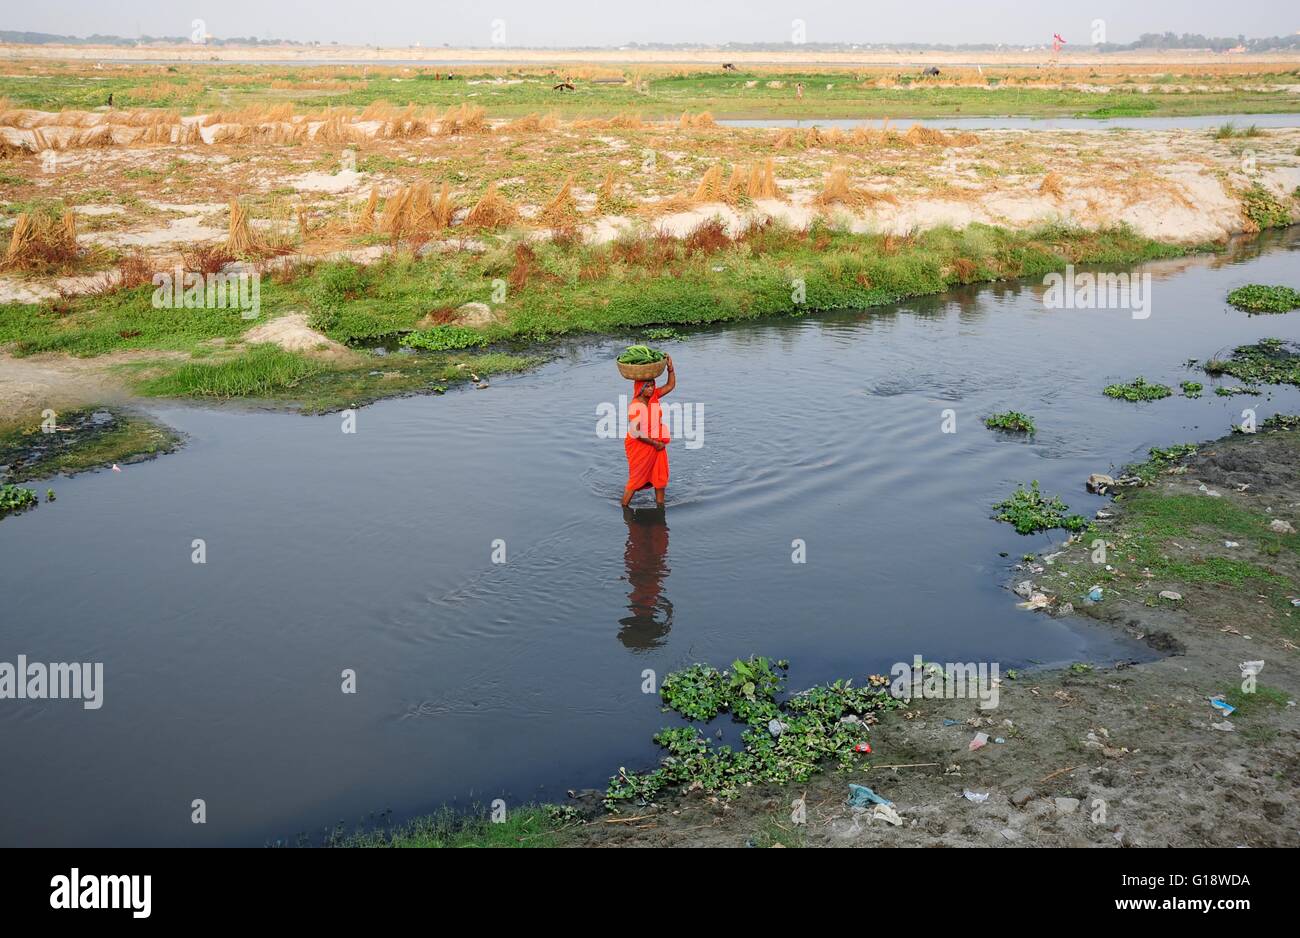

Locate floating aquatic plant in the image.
[1227,284,1300,314]
[607,656,904,808]
[0,483,38,520]
[399,325,488,352]
[993,481,1088,535]
[984,411,1036,433]
[1204,339,1300,387]
[1103,377,1173,402]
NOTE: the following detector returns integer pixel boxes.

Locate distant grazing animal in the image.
[553,81,575,92]
[922,67,941,77]
[722,63,736,71]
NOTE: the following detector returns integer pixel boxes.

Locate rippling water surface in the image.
[2,229,1298,845]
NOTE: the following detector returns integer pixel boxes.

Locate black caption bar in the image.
[0,847,1280,924]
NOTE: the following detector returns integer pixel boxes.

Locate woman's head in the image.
[634,379,655,400]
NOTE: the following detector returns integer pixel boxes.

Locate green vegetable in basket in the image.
[617,345,666,365]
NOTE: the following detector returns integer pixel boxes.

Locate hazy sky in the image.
[9,0,1298,47]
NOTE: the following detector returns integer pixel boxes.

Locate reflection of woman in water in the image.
[621,355,676,508]
[619,506,672,650]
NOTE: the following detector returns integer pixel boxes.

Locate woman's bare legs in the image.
[622,485,666,508]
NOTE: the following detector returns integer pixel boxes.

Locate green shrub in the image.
[1241,183,1291,230]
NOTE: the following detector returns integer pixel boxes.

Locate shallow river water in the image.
[2,229,1299,846]
[719,113,1300,131]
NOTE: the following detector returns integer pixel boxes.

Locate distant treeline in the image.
[2,30,1298,52]
[1096,32,1300,53]
[0,30,312,46]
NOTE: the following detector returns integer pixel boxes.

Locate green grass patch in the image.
[1213,121,1264,139]
[0,221,1215,408]
[251,350,543,413]
[1124,443,1199,484]
[7,69,1298,120]
[1118,490,1290,543]
[332,806,576,848]
[134,345,323,399]
[1222,683,1292,717]
[0,285,271,358]
[746,814,808,848]
[1063,492,1295,612]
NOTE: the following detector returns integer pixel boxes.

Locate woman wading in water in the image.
[621,355,675,508]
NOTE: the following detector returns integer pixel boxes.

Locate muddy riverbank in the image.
[414,428,1297,848]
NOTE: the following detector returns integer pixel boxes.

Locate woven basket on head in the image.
[617,359,667,381]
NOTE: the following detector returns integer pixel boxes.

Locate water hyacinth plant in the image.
[984,411,1036,433]
[1103,377,1173,402]
[1124,443,1198,484]
[399,325,489,351]
[1204,339,1300,387]
[0,483,39,520]
[607,656,905,808]
[993,481,1088,535]
[1227,284,1300,314]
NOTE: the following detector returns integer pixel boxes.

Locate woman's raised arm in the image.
[659,355,677,397]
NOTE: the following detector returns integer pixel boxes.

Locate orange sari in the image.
[625,380,670,491]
